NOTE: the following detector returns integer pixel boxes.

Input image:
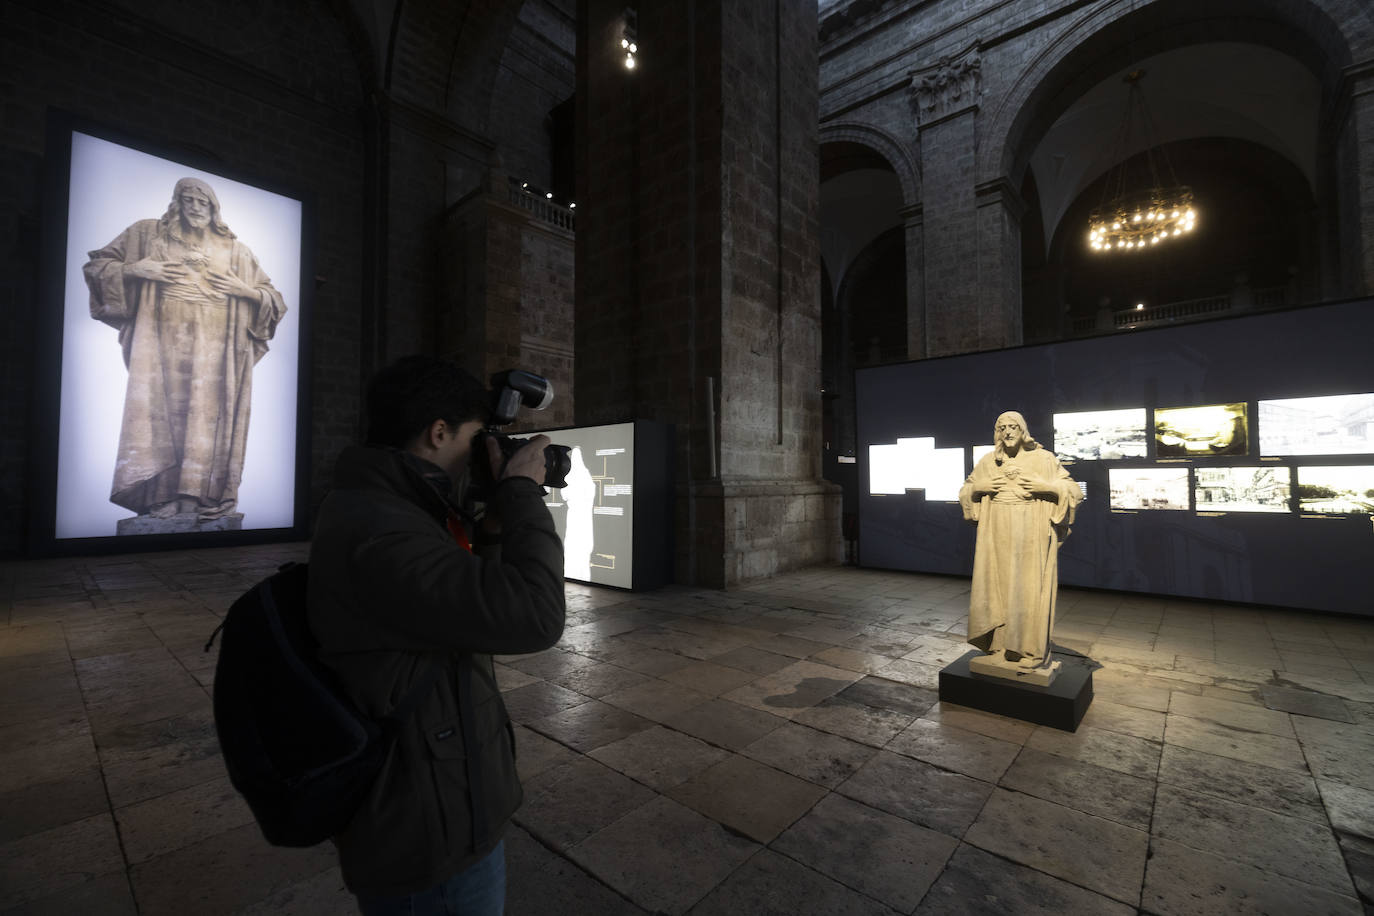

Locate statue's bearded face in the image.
[995,415,1025,450]
[179,191,212,229]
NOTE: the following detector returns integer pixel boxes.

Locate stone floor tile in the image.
[660,659,763,696]
[527,698,656,752]
[493,662,542,692]
[687,848,898,916]
[1157,743,1326,823]
[0,766,108,846]
[748,634,830,659]
[501,680,592,723]
[721,660,860,719]
[96,709,229,809]
[872,657,941,689]
[1336,832,1374,905]
[504,647,605,679]
[505,825,647,916]
[709,645,797,676]
[596,642,694,677]
[1078,698,1167,741]
[0,813,125,911]
[916,842,1136,915]
[922,701,1036,744]
[0,712,98,797]
[1025,723,1162,779]
[1000,746,1154,828]
[1169,691,1295,737]
[773,793,957,912]
[1293,717,1374,791]
[589,725,729,791]
[517,757,657,850]
[512,724,581,782]
[603,678,711,722]
[1154,785,1353,894]
[662,698,786,751]
[888,717,1022,783]
[836,750,994,837]
[665,754,826,843]
[113,775,255,865]
[741,721,877,788]
[1092,681,1172,713]
[234,865,356,915]
[546,660,651,698]
[1261,686,1358,724]
[1318,779,1374,840]
[73,647,201,709]
[1142,836,1362,916]
[833,675,940,716]
[570,796,757,915]
[0,870,138,916]
[127,822,336,916]
[792,696,916,748]
[963,788,1148,906]
[1162,713,1307,772]
[810,645,896,675]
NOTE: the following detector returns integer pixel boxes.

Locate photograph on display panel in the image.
[1109,467,1191,511]
[1155,403,1248,457]
[1259,393,1374,456]
[1194,467,1291,513]
[39,119,308,546]
[1052,408,1148,461]
[1296,466,1374,515]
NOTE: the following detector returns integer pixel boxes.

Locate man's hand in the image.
[125,258,188,283]
[489,434,551,484]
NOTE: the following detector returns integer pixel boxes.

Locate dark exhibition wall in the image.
[856,299,1374,616]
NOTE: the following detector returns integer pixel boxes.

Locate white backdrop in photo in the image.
[56,132,302,538]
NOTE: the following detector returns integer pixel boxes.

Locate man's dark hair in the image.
[365,356,489,448]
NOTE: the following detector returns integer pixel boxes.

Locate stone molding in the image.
[974,176,1026,225]
[910,44,982,129]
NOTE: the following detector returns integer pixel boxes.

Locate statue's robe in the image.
[958,448,1082,660]
[83,218,286,515]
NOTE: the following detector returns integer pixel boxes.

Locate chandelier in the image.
[1088,69,1196,253]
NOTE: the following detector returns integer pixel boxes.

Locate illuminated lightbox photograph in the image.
[867,437,964,501]
[542,422,635,588]
[1194,467,1291,513]
[1053,408,1148,461]
[1259,393,1374,456]
[1296,466,1374,515]
[1109,467,1190,510]
[42,122,308,544]
[1155,403,1248,458]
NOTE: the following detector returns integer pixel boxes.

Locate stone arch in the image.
[819,121,921,204]
[975,0,1367,191]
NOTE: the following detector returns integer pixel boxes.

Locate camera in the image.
[469,370,572,499]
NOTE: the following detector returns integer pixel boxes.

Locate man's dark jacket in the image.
[307,445,565,896]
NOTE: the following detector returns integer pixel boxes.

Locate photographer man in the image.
[308,355,565,915]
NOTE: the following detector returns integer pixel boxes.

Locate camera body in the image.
[469,370,572,499]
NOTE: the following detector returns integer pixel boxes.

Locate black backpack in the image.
[205,562,442,847]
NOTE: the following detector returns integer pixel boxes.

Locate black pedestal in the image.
[938,650,1093,732]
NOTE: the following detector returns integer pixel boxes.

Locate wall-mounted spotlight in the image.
[621,7,638,71]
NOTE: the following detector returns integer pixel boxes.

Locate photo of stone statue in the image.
[958,411,1083,682]
[82,177,287,533]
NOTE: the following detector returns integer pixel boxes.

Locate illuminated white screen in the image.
[1053,408,1147,461]
[56,132,302,538]
[868,437,964,500]
[972,444,994,466]
[1260,394,1374,456]
[542,423,635,587]
[1194,467,1290,513]
[1296,466,1374,515]
[1109,468,1190,510]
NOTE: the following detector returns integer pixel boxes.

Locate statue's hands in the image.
[1024,473,1059,499]
[125,258,188,283]
[205,270,259,300]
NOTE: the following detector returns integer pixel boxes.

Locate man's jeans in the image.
[356,841,506,916]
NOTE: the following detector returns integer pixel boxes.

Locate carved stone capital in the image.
[910,45,982,128]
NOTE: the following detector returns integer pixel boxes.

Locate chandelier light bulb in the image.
[621,38,629,48]
[625,54,636,69]
[629,42,637,53]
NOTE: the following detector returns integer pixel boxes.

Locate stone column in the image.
[576,0,840,586]
[902,203,926,360]
[1335,59,1374,297]
[974,177,1024,351]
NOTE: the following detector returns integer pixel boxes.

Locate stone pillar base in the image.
[116,513,244,536]
[683,478,842,587]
